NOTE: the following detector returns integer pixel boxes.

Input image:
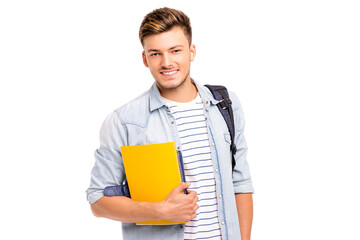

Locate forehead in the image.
[143,26,189,51]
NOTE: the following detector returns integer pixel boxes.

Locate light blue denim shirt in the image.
[86,80,254,240]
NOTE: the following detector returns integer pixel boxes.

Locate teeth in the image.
[162,70,177,76]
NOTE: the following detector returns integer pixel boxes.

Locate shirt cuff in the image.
[86,189,104,204]
[233,178,254,194]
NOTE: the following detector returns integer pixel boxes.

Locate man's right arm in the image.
[90,182,198,223]
[88,112,199,223]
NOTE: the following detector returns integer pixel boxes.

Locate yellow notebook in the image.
[120,141,187,225]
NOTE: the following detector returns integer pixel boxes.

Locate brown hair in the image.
[139,7,192,46]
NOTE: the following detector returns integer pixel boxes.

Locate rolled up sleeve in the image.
[230,92,254,194]
[86,111,127,204]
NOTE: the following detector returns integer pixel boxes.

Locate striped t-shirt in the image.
[162,94,222,240]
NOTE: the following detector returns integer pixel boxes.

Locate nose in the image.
[161,53,173,69]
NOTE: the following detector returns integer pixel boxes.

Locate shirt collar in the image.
[149,78,220,112]
[149,82,165,112]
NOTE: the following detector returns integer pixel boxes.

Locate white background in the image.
[1,0,359,239]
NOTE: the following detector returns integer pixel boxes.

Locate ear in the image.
[142,51,149,68]
[190,44,196,62]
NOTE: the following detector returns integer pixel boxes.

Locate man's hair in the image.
[139,7,192,46]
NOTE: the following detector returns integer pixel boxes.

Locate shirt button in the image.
[206,101,209,104]
[215,169,218,172]
[205,117,208,120]
[211,142,215,146]
[177,146,180,150]
[221,221,225,225]
[171,121,174,124]
[219,195,222,199]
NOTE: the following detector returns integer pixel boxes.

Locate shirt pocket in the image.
[221,132,233,173]
[224,132,231,145]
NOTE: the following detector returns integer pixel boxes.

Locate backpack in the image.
[104,85,235,197]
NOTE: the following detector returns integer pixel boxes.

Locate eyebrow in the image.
[147,45,184,53]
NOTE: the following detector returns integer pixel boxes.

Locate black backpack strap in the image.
[205,84,236,171]
[104,182,131,197]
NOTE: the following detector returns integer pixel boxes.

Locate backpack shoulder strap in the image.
[204,84,237,171]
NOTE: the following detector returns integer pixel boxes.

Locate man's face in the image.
[142,27,196,91]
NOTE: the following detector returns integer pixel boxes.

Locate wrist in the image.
[141,201,164,221]
[154,201,168,221]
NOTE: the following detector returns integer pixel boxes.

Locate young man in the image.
[87,7,254,240]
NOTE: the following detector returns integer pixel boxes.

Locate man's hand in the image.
[159,182,199,222]
[90,182,198,223]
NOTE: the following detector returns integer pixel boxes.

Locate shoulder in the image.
[98,89,152,145]
[228,90,246,129]
[228,90,243,112]
[114,90,152,128]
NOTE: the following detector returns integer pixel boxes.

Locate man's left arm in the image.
[236,193,253,240]
[229,91,255,239]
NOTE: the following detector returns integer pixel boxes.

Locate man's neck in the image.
[158,79,198,103]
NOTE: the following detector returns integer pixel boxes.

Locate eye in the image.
[150,53,159,57]
[173,49,181,54]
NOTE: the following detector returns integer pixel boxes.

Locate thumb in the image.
[175,182,190,193]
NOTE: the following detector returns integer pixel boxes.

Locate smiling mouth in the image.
[161,70,178,76]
